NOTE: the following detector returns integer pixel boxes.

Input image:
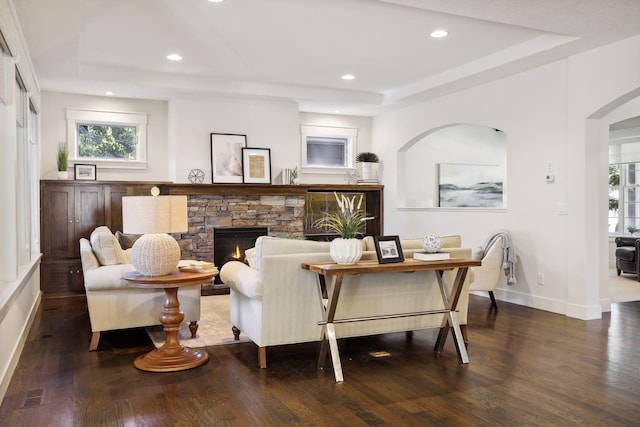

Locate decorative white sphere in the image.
[422,234,442,253]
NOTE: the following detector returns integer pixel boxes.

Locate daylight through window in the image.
[67,108,147,169]
[301,125,357,173]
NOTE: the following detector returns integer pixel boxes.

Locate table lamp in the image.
[122,188,188,276]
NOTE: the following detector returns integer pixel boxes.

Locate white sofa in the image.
[80,226,201,351]
[220,235,473,368]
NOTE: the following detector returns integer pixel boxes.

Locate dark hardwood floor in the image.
[1,294,639,426]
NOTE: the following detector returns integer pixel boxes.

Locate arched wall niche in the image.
[397,123,507,210]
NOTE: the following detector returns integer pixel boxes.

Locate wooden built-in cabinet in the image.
[40,180,162,295]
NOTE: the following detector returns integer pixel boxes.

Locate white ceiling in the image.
[12,0,640,116]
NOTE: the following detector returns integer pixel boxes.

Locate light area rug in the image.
[146,294,250,348]
[609,268,640,303]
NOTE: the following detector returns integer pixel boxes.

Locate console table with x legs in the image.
[301,258,481,382]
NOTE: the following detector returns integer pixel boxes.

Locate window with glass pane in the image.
[306,136,347,167]
[77,123,137,160]
[67,109,147,169]
[300,125,356,173]
[609,165,620,233]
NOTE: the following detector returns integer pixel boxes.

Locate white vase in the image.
[330,238,362,264]
[57,171,69,180]
[356,162,379,181]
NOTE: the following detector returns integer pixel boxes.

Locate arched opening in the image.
[397,123,507,209]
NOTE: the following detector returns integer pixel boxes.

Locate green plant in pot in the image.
[355,152,379,182]
[57,142,69,179]
[627,225,639,236]
[313,192,370,264]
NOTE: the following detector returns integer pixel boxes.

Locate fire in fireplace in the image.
[213,227,268,281]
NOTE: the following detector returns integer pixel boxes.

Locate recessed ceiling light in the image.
[430,30,448,38]
[334,109,341,113]
[208,0,224,2]
[341,74,355,81]
[105,91,114,96]
[167,53,183,61]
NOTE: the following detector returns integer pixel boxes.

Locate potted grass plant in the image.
[314,192,370,264]
[57,142,69,179]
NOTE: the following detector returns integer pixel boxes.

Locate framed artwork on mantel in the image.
[210,133,246,183]
[242,147,271,184]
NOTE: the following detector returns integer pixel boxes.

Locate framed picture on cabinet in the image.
[74,164,97,180]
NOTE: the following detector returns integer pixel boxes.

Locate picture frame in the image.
[210,133,247,183]
[438,163,504,208]
[373,235,405,264]
[242,147,271,184]
[74,164,97,180]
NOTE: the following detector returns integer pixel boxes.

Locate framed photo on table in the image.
[210,133,247,183]
[74,164,97,180]
[242,147,271,184]
[373,235,404,264]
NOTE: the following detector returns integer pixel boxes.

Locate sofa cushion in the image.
[245,247,257,268]
[254,236,332,271]
[363,234,462,251]
[115,231,142,250]
[616,247,636,262]
[90,226,126,266]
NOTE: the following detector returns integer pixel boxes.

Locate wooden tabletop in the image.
[122,269,216,289]
[301,258,481,276]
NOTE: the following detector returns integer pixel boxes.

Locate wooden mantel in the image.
[160,183,383,197]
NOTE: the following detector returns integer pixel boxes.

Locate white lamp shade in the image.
[122,195,188,234]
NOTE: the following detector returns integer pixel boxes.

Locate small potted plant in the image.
[57,142,69,179]
[355,152,379,182]
[290,166,300,185]
[628,225,639,236]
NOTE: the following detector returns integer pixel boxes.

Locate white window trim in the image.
[66,108,148,169]
[300,125,357,174]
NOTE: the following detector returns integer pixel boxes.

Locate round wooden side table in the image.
[122,270,215,372]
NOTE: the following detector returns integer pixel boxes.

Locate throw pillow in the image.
[245,247,256,268]
[90,226,125,266]
[115,231,142,250]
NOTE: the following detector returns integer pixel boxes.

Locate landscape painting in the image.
[438,164,504,208]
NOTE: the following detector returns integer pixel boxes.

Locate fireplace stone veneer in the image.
[176,194,304,263]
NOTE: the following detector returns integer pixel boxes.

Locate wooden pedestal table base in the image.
[122,270,215,372]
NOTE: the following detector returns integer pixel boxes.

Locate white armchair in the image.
[468,234,506,311]
[80,227,201,351]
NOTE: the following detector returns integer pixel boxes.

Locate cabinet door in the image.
[105,185,127,233]
[41,261,85,295]
[74,185,105,253]
[41,185,75,259]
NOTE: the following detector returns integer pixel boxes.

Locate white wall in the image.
[169,96,300,184]
[39,93,372,185]
[374,35,640,320]
[40,92,169,181]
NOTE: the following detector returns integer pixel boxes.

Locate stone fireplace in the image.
[212,226,268,282]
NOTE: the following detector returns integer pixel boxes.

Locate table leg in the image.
[317,275,344,383]
[434,268,470,364]
[134,287,209,372]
